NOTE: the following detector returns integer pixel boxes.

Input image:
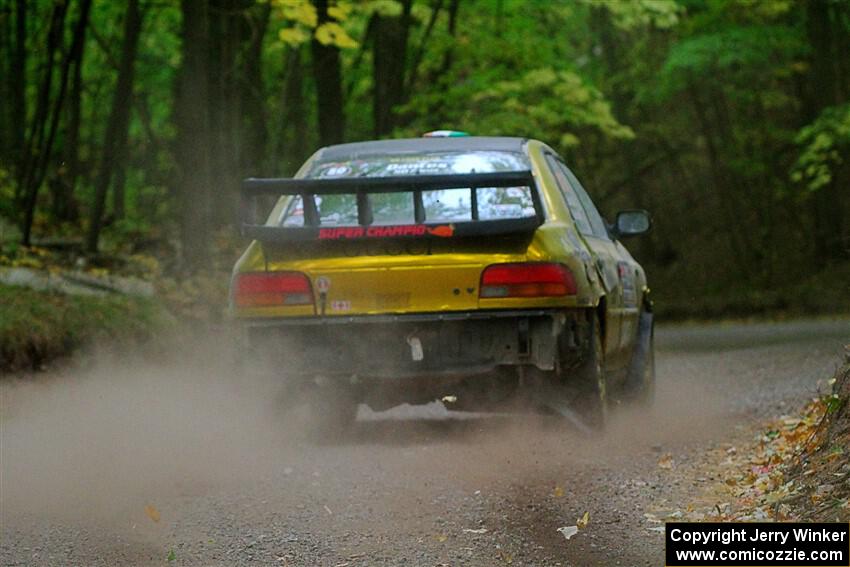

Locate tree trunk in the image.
[86,0,142,253]
[404,0,443,99]
[372,0,412,137]
[175,0,212,268]
[311,0,344,146]
[422,0,459,126]
[55,0,92,222]
[111,158,127,220]
[686,81,751,278]
[590,6,657,259]
[805,0,844,262]
[19,0,68,245]
[208,0,239,228]
[241,1,270,174]
[437,0,459,77]
[278,46,309,173]
[1,0,11,159]
[9,0,26,166]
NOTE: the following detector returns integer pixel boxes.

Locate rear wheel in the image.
[572,313,608,430]
[622,311,655,406]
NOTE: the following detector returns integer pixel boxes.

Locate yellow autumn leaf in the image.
[279,27,310,46]
[278,0,318,28]
[144,504,161,523]
[552,486,565,498]
[327,2,352,20]
[576,511,589,529]
[314,22,358,49]
[657,453,674,469]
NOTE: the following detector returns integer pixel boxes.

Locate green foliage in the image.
[583,0,681,30]
[792,104,850,192]
[470,68,634,149]
[658,25,804,96]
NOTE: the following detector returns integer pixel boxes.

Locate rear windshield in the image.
[275,151,535,226]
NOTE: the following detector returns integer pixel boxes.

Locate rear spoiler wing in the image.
[240,171,543,242]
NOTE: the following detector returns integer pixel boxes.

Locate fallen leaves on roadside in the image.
[657,453,674,469]
[144,504,160,523]
[662,396,830,523]
[576,511,589,529]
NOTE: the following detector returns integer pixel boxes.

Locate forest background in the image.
[1,0,849,321]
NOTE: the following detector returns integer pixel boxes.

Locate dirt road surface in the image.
[1,319,848,566]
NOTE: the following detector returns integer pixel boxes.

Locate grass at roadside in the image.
[0,284,172,373]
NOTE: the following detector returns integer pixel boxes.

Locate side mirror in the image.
[614,209,651,238]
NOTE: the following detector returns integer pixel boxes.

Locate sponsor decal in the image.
[617,261,637,306]
[318,224,454,240]
[315,276,331,293]
[426,225,454,237]
[321,165,351,177]
[330,300,351,312]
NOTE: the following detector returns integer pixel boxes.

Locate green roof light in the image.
[422,130,471,138]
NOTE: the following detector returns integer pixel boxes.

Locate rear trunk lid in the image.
[260,235,535,315]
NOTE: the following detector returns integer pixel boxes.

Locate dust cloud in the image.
[0,333,295,524]
[0,330,730,533]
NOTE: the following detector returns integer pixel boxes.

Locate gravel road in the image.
[1,318,848,566]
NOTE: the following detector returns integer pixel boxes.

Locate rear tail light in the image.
[480,262,576,298]
[233,272,313,307]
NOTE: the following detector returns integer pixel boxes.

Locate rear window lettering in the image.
[308,150,529,178]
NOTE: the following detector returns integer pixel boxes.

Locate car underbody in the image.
[242,308,605,412]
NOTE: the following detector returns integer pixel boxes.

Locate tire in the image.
[622,311,655,406]
[573,313,609,430]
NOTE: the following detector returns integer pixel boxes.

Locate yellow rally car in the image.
[231,135,653,430]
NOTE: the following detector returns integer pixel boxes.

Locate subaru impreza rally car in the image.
[231,134,653,430]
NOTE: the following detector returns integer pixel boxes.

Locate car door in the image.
[544,153,631,370]
[612,239,645,349]
[560,164,645,360]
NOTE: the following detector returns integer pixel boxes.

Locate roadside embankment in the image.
[0,283,172,374]
[660,346,850,523]
[786,352,850,521]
